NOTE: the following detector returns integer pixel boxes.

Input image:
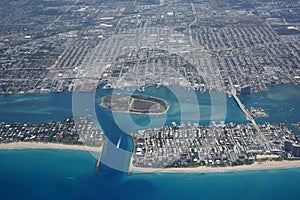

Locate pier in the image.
[94,144,104,176]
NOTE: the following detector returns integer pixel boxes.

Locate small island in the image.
[246,107,269,119]
[100,94,169,114]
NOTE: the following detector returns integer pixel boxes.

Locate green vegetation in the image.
[100,94,169,114]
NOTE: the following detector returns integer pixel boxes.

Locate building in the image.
[240,85,251,95]
[284,140,293,152]
[291,144,300,157]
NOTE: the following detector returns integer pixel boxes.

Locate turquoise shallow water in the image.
[0,85,246,124]
[0,84,300,199]
[95,86,246,134]
[239,84,300,134]
[0,91,73,123]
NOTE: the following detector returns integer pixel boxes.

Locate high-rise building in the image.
[284,140,293,152]
[240,85,251,95]
[291,144,300,157]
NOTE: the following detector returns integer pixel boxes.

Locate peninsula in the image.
[129,122,300,173]
[0,116,104,153]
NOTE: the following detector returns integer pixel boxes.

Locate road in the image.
[229,77,271,150]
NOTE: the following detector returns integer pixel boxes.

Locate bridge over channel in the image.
[229,78,271,150]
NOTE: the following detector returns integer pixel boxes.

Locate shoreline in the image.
[129,160,300,174]
[0,142,102,153]
[2,143,300,174]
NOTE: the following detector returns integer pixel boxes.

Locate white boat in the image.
[116,136,122,148]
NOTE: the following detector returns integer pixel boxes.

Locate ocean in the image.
[0,84,300,199]
[0,149,300,200]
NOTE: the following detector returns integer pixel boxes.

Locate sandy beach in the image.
[129,160,300,173]
[0,142,102,153]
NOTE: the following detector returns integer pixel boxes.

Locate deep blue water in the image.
[0,84,300,199]
[0,149,300,200]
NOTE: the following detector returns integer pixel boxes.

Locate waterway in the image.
[239,84,300,134]
[0,84,299,199]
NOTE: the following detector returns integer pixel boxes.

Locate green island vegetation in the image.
[100,94,169,114]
